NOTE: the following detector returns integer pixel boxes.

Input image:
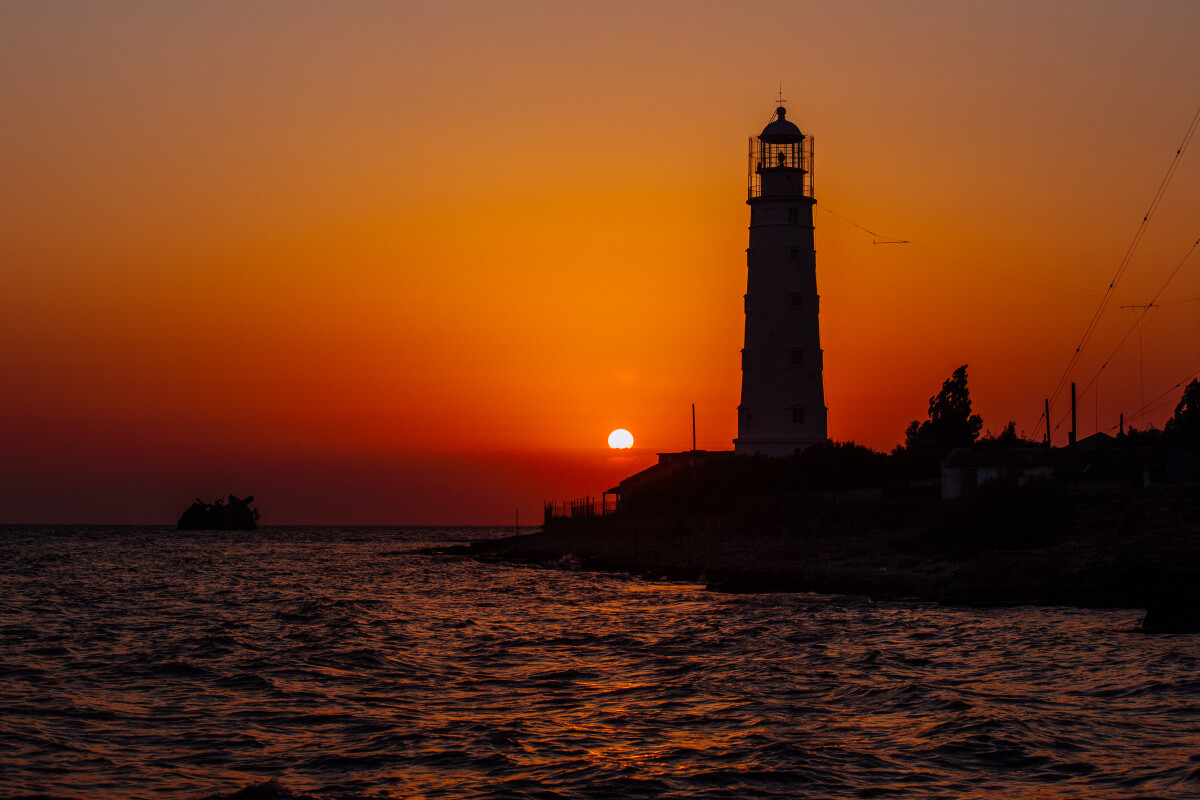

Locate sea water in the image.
[1,525,1197,799]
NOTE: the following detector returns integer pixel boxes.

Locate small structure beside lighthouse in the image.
[734,105,829,456]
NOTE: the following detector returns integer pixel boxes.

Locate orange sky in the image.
[2,1,1199,523]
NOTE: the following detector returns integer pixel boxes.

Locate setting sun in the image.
[608,429,634,449]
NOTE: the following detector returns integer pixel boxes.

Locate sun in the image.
[607,429,634,449]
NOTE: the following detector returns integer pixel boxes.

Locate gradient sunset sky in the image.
[3,1,1198,524]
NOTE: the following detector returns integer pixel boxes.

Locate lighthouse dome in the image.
[759,107,803,143]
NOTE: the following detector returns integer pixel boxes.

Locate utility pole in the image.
[1044,398,1051,447]
[692,403,697,451]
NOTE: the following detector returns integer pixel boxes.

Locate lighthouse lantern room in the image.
[734,106,829,456]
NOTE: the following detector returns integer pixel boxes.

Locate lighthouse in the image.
[734,106,829,456]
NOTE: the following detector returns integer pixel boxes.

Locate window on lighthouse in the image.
[788,207,798,225]
[789,247,800,262]
[790,293,803,310]
[790,349,805,367]
[792,408,806,425]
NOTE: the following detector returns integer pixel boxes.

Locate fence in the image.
[543,494,617,523]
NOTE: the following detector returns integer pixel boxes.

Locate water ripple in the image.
[0,524,1196,800]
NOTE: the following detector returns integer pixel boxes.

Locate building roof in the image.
[607,450,735,495]
[1074,431,1115,449]
[759,107,803,143]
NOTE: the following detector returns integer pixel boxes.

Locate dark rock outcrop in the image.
[1141,581,1200,633]
[458,486,1200,614]
[177,495,258,530]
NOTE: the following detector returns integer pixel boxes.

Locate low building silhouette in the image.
[941,442,1197,499]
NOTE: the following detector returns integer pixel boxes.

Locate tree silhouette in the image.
[1164,378,1200,437]
[977,420,1041,449]
[900,365,984,473]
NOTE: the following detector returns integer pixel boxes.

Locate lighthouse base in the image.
[733,437,829,458]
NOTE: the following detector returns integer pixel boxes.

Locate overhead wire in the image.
[822,193,1199,442]
[1133,364,1200,427]
[820,206,1097,299]
[819,204,1093,431]
[815,102,1200,442]
[818,222,957,364]
[1071,235,1200,405]
[1051,336,1200,441]
[1045,102,1200,412]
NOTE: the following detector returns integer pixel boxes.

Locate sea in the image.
[1,525,1198,800]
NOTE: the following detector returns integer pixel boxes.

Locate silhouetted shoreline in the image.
[451,486,1200,628]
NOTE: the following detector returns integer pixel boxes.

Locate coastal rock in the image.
[177,494,259,530]
[1141,583,1200,633]
[464,486,1200,614]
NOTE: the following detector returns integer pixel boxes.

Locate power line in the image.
[817,105,1200,442]
[1046,102,1200,411]
[1133,365,1200,427]
[1072,236,1200,407]
[1053,361,1200,439]
[819,206,1096,299]
[820,206,895,239]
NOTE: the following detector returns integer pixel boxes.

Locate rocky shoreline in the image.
[445,486,1200,631]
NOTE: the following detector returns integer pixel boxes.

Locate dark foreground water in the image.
[1,526,1198,800]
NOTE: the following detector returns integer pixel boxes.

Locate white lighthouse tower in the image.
[734,105,829,456]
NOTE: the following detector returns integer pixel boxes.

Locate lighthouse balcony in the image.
[748,136,814,200]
